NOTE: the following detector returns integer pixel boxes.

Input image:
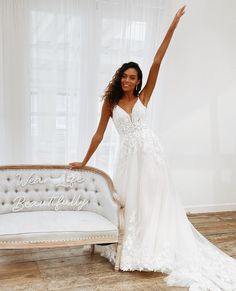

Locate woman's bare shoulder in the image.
[102,98,112,117]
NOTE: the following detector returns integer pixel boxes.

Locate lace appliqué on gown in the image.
[119,209,175,273]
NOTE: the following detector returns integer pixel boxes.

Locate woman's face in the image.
[121,68,140,93]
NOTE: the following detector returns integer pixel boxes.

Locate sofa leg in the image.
[114,243,122,271]
[90,244,95,255]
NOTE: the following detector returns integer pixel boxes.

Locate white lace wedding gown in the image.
[98,97,236,291]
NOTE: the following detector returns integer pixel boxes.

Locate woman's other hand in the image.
[69,162,85,169]
[173,5,186,28]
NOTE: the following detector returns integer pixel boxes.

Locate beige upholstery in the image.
[0,165,124,270]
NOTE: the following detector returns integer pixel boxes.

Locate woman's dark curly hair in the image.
[103,62,143,110]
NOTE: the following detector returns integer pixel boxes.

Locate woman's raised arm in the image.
[140,5,186,106]
[69,100,111,169]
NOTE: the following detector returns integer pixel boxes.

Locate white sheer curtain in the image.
[0,0,32,163]
[0,0,167,176]
[1,0,236,210]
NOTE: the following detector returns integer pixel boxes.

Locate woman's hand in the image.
[140,5,186,105]
[172,5,186,28]
[69,162,86,169]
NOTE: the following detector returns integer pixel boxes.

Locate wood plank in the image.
[0,211,235,290]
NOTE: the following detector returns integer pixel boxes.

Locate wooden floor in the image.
[0,211,235,291]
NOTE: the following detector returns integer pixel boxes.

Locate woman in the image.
[70,6,236,290]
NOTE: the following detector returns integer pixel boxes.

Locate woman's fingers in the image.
[173,5,186,26]
[177,5,186,17]
[69,162,84,169]
[69,162,78,168]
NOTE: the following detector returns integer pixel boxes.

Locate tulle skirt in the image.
[99,130,236,291]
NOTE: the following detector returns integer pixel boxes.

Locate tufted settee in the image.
[0,165,124,270]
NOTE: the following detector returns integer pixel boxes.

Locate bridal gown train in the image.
[98,97,236,291]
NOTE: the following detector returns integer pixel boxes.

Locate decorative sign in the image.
[16,172,85,188]
[12,194,88,212]
[2,172,90,212]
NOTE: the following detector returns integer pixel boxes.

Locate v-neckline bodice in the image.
[116,97,140,116]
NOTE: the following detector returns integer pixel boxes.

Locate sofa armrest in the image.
[112,192,125,208]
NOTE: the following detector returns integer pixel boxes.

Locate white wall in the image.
[149,0,236,212]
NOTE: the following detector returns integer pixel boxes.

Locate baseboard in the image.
[185,203,236,214]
